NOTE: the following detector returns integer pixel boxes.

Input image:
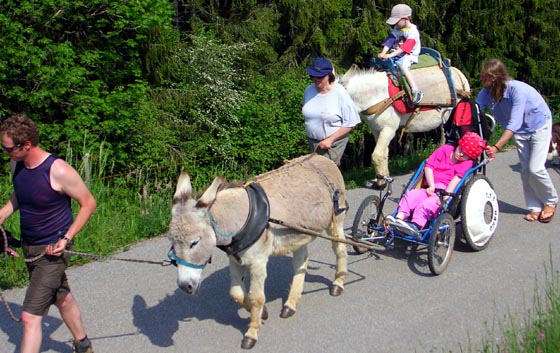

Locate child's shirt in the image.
[382,23,421,63]
[425,144,474,189]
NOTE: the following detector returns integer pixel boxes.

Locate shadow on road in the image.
[0,300,67,353]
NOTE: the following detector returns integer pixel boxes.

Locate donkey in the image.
[167,153,348,349]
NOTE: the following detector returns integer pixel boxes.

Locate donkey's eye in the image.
[189,239,199,249]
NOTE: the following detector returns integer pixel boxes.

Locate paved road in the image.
[1,149,560,353]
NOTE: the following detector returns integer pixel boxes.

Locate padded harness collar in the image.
[216,183,270,257]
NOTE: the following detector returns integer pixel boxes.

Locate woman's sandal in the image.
[539,204,556,223]
[524,211,541,222]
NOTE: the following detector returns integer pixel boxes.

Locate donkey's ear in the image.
[196,176,225,208]
[173,172,192,204]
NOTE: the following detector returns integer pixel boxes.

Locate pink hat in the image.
[458,132,487,160]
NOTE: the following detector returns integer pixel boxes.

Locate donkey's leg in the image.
[240,260,269,350]
[229,258,248,310]
[329,214,348,296]
[230,259,269,322]
[280,245,309,319]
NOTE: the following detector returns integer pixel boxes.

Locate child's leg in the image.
[397,56,422,104]
[397,189,428,220]
[401,66,417,91]
[410,194,440,229]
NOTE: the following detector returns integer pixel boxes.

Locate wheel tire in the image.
[428,213,456,275]
[460,174,499,251]
[351,195,381,254]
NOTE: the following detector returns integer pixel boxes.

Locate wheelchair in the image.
[350,107,498,275]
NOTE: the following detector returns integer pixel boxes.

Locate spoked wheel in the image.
[428,213,456,275]
[351,195,381,254]
[460,174,499,251]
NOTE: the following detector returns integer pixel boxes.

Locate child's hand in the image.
[426,186,435,195]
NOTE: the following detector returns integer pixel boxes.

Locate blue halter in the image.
[167,247,206,269]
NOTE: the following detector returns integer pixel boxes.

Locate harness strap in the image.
[361,90,405,116]
[399,106,421,143]
[216,183,270,256]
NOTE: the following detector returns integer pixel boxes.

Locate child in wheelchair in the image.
[386,132,487,236]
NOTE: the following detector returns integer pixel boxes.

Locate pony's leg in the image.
[229,258,248,310]
[280,245,309,319]
[371,126,396,180]
[329,214,348,296]
[240,260,269,349]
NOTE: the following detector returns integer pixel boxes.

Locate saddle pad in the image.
[388,78,433,114]
[413,66,465,107]
[412,53,440,70]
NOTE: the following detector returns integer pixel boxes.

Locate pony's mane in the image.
[341,68,387,112]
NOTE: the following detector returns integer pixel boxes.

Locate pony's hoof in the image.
[365,179,387,190]
[241,336,257,349]
[261,305,269,320]
[329,284,343,297]
[279,305,296,318]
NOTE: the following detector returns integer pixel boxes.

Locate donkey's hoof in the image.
[279,305,296,318]
[329,284,344,297]
[241,336,257,349]
[261,305,269,320]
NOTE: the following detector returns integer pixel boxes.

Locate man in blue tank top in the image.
[0,114,97,353]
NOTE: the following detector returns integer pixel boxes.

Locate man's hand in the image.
[45,240,67,257]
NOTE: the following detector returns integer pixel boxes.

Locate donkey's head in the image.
[168,172,224,295]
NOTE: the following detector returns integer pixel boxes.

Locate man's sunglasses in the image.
[2,143,23,153]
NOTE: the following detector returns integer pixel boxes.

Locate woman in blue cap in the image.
[302,58,361,165]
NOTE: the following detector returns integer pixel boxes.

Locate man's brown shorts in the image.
[22,243,71,316]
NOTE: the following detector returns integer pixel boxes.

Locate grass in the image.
[472,253,560,353]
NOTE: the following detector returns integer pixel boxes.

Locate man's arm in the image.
[0,193,18,226]
[0,160,19,226]
[47,159,97,255]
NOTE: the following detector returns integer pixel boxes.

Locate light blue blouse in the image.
[476,80,551,134]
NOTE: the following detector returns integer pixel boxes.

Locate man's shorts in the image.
[22,243,71,316]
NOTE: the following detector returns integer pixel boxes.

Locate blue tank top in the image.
[13,154,73,245]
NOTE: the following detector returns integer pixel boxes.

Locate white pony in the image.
[341,64,470,187]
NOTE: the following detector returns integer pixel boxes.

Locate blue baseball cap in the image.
[306,58,333,77]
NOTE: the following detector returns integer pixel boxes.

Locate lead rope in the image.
[1,228,22,322]
[0,227,172,323]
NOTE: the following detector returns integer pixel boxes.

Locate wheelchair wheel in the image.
[351,195,381,254]
[428,213,456,275]
[460,174,499,251]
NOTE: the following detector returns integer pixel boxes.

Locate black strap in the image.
[217,183,270,256]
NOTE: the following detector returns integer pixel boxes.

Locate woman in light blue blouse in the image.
[477,58,557,223]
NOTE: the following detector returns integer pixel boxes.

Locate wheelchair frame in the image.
[350,156,499,275]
